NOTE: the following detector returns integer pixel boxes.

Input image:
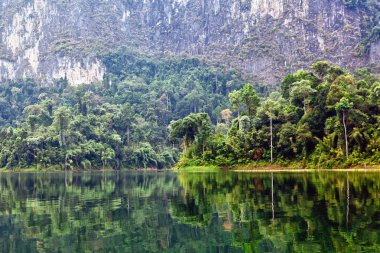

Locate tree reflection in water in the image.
[0,171,379,252]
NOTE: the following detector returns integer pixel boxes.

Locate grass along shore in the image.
[176,161,380,172]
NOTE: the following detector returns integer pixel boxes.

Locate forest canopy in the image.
[0,53,379,170]
[0,51,251,170]
[170,61,380,169]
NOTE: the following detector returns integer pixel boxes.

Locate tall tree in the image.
[53,107,71,147]
[335,97,353,159]
[53,107,71,170]
[241,83,260,117]
[289,80,316,115]
[259,94,281,163]
[229,90,243,135]
[169,113,211,153]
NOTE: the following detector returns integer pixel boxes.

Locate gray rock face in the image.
[0,0,378,85]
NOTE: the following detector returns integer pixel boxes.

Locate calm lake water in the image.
[0,171,379,253]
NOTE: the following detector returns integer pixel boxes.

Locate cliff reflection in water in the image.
[0,171,379,252]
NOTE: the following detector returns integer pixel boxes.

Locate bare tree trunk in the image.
[238,110,242,137]
[65,169,68,187]
[35,150,38,171]
[59,117,65,147]
[184,133,188,153]
[270,117,273,163]
[343,111,349,159]
[127,126,130,145]
[271,172,274,221]
[64,149,68,172]
[303,101,306,115]
[346,172,350,230]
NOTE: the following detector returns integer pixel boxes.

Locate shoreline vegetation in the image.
[174,163,380,173]
[0,52,251,171]
[169,62,380,170]
[1,58,379,171]
[232,164,380,172]
[0,167,167,173]
[2,163,380,173]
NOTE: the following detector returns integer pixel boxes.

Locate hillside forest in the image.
[0,51,251,170]
[0,52,379,170]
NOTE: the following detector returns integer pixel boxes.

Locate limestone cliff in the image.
[0,0,378,85]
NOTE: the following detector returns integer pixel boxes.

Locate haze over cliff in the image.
[0,0,379,85]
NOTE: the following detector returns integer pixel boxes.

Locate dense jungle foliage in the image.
[1,52,379,170]
[170,61,380,168]
[0,51,251,170]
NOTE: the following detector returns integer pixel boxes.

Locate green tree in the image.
[312,61,331,79]
[289,80,316,115]
[169,113,211,153]
[241,83,260,117]
[259,93,281,163]
[101,147,116,170]
[53,107,71,147]
[229,90,243,131]
[335,97,354,159]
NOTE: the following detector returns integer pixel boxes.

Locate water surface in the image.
[0,171,379,252]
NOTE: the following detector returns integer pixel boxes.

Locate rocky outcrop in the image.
[0,0,378,85]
